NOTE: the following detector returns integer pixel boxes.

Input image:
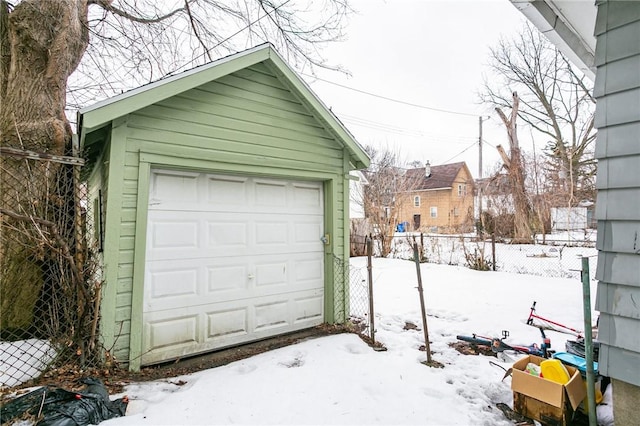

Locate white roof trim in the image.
[509,0,596,81]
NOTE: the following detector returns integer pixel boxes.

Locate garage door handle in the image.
[248,274,255,279]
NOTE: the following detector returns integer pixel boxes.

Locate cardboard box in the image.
[511,355,586,425]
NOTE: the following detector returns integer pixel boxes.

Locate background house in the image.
[397,161,474,233]
[348,170,372,257]
[78,44,369,370]
[475,174,514,217]
[510,1,640,423]
[475,174,517,238]
[349,170,369,220]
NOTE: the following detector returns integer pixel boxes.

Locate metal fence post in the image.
[366,235,375,343]
[581,257,597,426]
[491,232,496,271]
[412,239,432,363]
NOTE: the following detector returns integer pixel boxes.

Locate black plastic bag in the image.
[1,377,128,426]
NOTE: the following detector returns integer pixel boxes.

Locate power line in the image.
[337,112,476,143]
[441,141,478,164]
[302,73,479,118]
[482,139,498,149]
[337,113,475,144]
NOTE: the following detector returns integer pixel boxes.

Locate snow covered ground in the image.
[388,232,598,279]
[0,339,56,388]
[97,257,605,425]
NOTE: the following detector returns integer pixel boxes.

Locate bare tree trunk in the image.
[496,92,534,243]
[1,0,89,330]
[1,0,88,150]
[481,22,596,218]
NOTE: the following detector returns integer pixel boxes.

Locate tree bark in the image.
[1,0,89,330]
[1,0,88,151]
[496,92,534,243]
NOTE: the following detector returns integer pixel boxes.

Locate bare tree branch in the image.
[90,0,191,24]
[481,21,596,206]
[184,0,212,62]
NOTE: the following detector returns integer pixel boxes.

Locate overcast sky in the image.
[300,0,532,177]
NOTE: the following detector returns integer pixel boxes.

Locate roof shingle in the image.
[405,162,468,190]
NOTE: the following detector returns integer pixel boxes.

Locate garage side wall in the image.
[100,63,351,367]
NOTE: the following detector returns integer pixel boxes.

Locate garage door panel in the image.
[255,299,289,332]
[255,221,288,245]
[293,294,324,323]
[144,170,324,365]
[206,308,249,340]
[141,290,323,364]
[145,257,323,312]
[254,180,287,206]
[208,222,248,248]
[150,220,199,250]
[152,171,200,203]
[292,184,322,208]
[148,267,199,300]
[146,314,199,352]
[206,176,248,204]
[206,264,248,293]
[294,221,324,243]
[255,261,287,287]
[294,258,323,283]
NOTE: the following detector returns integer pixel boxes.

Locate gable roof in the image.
[77,43,369,169]
[405,162,471,191]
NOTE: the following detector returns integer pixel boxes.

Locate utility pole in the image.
[479,116,483,181]
[478,116,485,235]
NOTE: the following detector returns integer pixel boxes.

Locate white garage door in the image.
[142,169,325,365]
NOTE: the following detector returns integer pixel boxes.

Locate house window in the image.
[458,184,467,196]
[430,206,437,218]
[453,207,459,217]
[414,196,420,207]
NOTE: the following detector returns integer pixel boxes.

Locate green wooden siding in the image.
[96,64,352,368]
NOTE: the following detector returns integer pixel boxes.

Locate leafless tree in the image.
[2,0,352,151]
[0,0,352,338]
[349,170,370,257]
[481,22,597,208]
[495,92,534,243]
[361,147,403,257]
[360,147,424,257]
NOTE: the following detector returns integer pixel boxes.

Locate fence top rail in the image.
[0,146,85,166]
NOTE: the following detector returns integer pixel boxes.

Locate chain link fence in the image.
[333,255,373,341]
[1,148,596,390]
[362,233,598,280]
[1,147,102,390]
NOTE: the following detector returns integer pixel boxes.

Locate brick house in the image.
[397,161,475,233]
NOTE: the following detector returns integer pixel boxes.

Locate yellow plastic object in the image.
[540,359,571,384]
